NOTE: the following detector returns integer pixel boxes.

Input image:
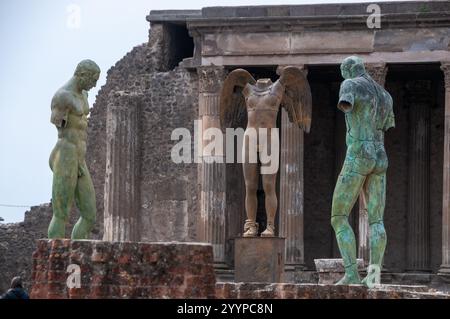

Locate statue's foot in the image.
[335,265,361,285]
[361,264,381,289]
[335,274,361,285]
[261,223,275,237]
[243,220,258,237]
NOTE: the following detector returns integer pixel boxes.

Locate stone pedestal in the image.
[30,239,216,299]
[234,237,285,283]
[314,258,364,284]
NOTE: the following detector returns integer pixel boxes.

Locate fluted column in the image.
[406,80,431,271]
[103,92,142,242]
[440,62,450,275]
[279,66,307,269]
[197,65,227,264]
[358,63,388,264]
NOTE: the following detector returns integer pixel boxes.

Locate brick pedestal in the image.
[234,237,285,283]
[30,239,216,299]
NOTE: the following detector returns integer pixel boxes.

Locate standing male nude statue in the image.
[220,66,312,237]
[332,56,395,287]
[48,59,100,239]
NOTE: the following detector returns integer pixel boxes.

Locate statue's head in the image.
[340,56,366,79]
[74,59,100,90]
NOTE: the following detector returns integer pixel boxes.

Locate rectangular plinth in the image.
[234,237,285,283]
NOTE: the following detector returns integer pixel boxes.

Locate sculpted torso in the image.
[50,89,90,166]
[243,79,284,130]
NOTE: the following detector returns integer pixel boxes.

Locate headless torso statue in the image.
[332,56,395,287]
[48,60,100,239]
[242,79,284,237]
[220,66,312,238]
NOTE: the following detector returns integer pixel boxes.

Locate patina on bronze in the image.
[220,66,312,238]
[331,56,395,287]
[48,60,100,239]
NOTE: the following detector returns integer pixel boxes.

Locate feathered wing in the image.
[278,66,312,133]
[219,69,256,129]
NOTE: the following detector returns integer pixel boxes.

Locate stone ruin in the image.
[2,1,450,298]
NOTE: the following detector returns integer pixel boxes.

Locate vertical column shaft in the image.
[103,92,141,242]
[279,65,307,268]
[406,80,431,271]
[440,62,450,274]
[197,66,227,263]
[280,109,305,266]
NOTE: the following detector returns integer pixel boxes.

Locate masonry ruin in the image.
[1,1,450,293]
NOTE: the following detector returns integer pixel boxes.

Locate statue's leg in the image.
[331,159,367,285]
[261,173,277,237]
[243,161,259,237]
[361,172,387,288]
[71,163,97,239]
[48,144,78,239]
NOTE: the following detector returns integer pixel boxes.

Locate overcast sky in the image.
[0,0,412,222]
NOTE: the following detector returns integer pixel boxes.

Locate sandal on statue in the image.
[243,220,258,237]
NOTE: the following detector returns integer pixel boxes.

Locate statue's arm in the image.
[337,79,355,113]
[50,92,69,128]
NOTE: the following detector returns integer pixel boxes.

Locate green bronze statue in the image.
[48,59,100,239]
[331,56,395,287]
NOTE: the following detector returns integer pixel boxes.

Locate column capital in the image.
[197,65,227,93]
[365,63,388,87]
[441,62,450,88]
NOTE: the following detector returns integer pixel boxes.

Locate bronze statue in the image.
[220,66,312,237]
[331,56,395,287]
[48,59,100,239]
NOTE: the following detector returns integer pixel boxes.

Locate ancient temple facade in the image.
[94,1,450,283]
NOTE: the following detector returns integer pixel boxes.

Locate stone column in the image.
[197,65,227,265]
[406,80,431,272]
[358,63,388,264]
[279,66,307,269]
[103,92,142,242]
[440,62,450,275]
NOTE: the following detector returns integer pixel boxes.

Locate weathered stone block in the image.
[215,282,450,299]
[314,258,364,284]
[234,237,285,283]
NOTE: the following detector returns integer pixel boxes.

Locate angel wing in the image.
[219,69,256,129]
[278,66,312,133]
